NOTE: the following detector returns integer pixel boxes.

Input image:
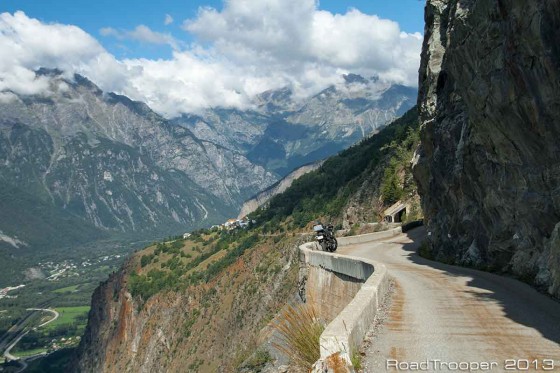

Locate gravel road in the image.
[339,227,560,372]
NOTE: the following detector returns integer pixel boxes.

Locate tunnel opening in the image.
[395,208,407,223]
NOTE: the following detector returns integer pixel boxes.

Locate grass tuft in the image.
[350,348,362,371]
[273,302,324,370]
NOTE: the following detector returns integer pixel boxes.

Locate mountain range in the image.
[177,74,416,176]
[0,69,415,257]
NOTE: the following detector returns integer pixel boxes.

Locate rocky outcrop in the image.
[74,235,301,372]
[413,0,560,297]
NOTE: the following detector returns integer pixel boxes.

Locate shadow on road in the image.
[400,227,560,348]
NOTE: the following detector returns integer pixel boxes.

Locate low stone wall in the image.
[337,226,402,245]
[299,229,393,367]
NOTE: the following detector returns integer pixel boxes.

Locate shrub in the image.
[346,223,360,237]
[326,353,350,372]
[128,269,179,300]
[140,254,154,268]
[380,159,403,205]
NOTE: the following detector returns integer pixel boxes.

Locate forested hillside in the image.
[251,107,421,229]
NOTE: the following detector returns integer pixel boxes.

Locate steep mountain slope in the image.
[0,70,276,249]
[253,107,421,230]
[0,180,104,250]
[0,69,414,258]
[413,0,560,298]
[74,231,301,373]
[176,75,416,176]
[73,107,420,372]
[237,161,324,219]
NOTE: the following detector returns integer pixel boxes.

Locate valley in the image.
[0,241,134,372]
[0,69,414,281]
[0,90,424,369]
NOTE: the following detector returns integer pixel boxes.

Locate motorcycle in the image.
[313,222,338,252]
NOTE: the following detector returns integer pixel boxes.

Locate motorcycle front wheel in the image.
[320,240,327,251]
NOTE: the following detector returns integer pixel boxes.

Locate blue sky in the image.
[2,0,424,60]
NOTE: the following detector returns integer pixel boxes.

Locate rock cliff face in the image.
[74,234,301,372]
[413,0,560,297]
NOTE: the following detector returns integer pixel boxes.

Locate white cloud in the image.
[100,25,179,49]
[0,91,19,103]
[0,11,124,95]
[121,51,255,113]
[164,14,174,25]
[0,11,133,98]
[0,3,422,117]
[184,1,421,86]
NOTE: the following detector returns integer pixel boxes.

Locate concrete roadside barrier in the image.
[337,226,402,245]
[299,232,391,368]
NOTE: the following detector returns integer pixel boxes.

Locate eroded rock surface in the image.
[413,0,560,297]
